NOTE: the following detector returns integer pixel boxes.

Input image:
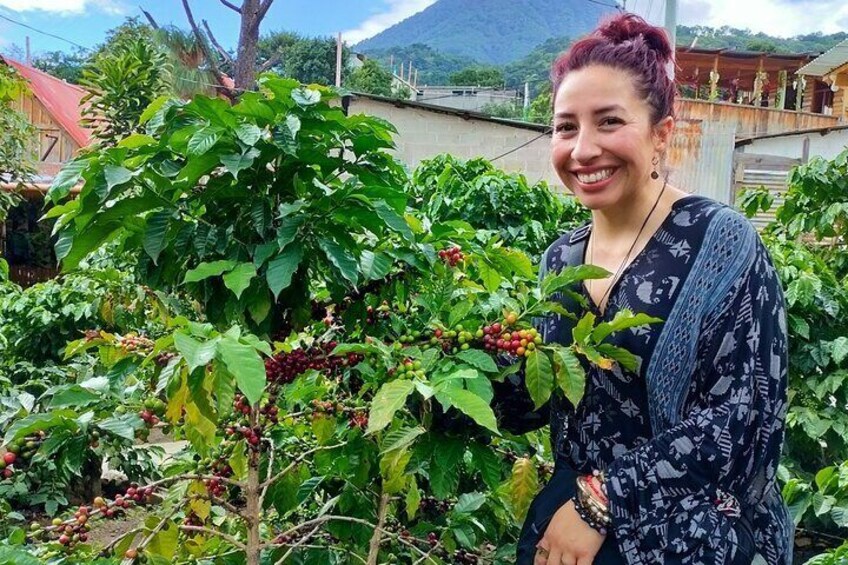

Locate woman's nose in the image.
[571,128,602,163]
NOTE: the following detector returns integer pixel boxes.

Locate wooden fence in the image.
[7,265,58,287]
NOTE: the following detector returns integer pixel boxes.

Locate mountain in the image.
[354,0,614,66]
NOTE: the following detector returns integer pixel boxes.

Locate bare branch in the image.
[218,0,243,13]
[179,525,247,550]
[139,7,160,29]
[257,0,274,23]
[275,522,324,564]
[180,0,236,101]
[259,441,347,490]
[203,19,235,66]
[367,494,390,565]
[259,51,284,73]
[263,516,434,561]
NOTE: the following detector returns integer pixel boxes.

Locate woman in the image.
[504,13,792,565]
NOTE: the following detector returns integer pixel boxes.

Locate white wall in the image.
[738,127,848,160]
[350,96,562,188]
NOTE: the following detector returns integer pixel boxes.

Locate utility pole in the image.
[335,32,343,87]
[25,36,31,65]
[523,81,530,119]
[664,0,678,56]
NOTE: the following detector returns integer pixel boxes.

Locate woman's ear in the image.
[652,116,674,154]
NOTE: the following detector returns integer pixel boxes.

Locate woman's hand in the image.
[534,500,606,565]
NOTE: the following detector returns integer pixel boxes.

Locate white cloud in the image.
[674,0,848,37]
[0,0,126,15]
[343,0,438,45]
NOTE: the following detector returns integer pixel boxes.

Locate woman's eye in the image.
[554,123,576,134]
[600,117,623,127]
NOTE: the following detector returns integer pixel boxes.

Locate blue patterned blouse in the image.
[499,195,792,564]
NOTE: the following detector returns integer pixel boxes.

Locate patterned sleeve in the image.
[605,238,789,563]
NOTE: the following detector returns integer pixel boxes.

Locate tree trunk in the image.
[235,0,262,91]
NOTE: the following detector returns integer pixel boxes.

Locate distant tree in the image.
[0,64,35,226]
[32,49,87,84]
[153,25,219,98]
[528,88,552,125]
[503,36,572,98]
[79,37,169,145]
[449,66,504,87]
[345,58,394,97]
[1,44,26,62]
[480,100,523,119]
[258,32,349,85]
[745,39,779,53]
[92,17,156,59]
[360,43,477,85]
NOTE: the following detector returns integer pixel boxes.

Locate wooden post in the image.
[709,54,720,101]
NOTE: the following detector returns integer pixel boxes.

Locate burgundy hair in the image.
[551,13,676,123]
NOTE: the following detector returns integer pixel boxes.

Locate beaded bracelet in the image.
[572,494,609,536]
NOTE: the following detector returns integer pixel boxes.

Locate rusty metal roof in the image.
[1,56,92,148]
[797,39,848,77]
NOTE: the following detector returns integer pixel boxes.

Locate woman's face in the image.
[550,64,672,210]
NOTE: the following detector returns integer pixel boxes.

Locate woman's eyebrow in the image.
[554,105,626,119]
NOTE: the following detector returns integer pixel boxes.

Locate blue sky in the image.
[0,0,846,58]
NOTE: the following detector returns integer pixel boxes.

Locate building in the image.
[1,56,91,286]
[796,39,848,119]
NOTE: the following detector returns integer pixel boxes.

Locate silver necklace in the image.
[588,178,668,313]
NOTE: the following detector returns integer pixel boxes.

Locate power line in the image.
[0,13,91,51]
[489,129,551,162]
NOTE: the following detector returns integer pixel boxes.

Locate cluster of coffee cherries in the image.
[438,246,465,267]
[453,548,480,564]
[118,333,155,353]
[83,329,101,341]
[139,397,165,429]
[137,409,160,441]
[365,302,391,325]
[225,423,263,450]
[388,358,425,379]
[264,342,363,386]
[311,399,343,415]
[197,449,235,497]
[272,530,302,545]
[418,496,452,519]
[348,410,369,430]
[44,507,91,548]
[481,317,541,357]
[183,511,204,528]
[154,351,177,368]
[1,431,43,478]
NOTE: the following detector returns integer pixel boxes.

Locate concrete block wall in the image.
[350,97,563,189]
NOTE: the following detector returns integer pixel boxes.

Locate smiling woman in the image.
[500,12,793,565]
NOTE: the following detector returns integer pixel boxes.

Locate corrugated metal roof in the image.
[797,39,848,77]
[1,56,92,148]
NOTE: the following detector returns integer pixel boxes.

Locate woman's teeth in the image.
[577,169,614,184]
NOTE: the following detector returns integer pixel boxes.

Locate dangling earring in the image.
[651,156,660,180]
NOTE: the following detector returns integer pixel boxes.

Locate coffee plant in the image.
[740,147,848,562]
[410,154,589,257]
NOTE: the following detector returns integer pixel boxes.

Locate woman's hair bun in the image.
[596,13,673,62]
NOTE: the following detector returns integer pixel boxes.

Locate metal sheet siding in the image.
[668,120,737,204]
